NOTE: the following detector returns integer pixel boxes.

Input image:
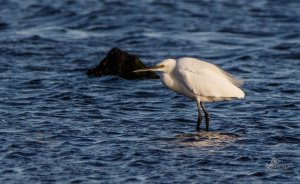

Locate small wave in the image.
[0,22,8,30]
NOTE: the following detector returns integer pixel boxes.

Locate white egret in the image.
[134,57,245,132]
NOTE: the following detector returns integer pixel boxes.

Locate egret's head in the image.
[134,59,176,74]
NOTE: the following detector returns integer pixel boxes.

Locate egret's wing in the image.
[177,58,244,99]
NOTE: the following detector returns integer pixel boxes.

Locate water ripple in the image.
[0,0,299,183]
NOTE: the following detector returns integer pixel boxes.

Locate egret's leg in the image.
[196,100,202,132]
[200,102,210,131]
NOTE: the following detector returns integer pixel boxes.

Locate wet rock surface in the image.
[87,48,159,79]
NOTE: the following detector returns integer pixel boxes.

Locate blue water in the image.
[1,0,300,183]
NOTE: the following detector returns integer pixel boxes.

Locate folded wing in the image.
[177,58,245,101]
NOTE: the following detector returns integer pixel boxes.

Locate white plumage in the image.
[135,57,245,132]
[176,57,244,101]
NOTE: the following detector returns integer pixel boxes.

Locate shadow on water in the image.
[175,131,241,147]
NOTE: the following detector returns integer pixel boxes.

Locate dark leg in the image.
[196,100,202,132]
[200,102,210,131]
[196,110,202,131]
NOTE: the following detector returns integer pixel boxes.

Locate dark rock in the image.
[87,48,159,79]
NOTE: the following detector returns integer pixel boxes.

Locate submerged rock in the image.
[87,48,159,79]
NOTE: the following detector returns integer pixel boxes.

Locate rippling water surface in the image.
[1,0,300,183]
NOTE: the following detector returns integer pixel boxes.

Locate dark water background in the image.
[1,0,300,183]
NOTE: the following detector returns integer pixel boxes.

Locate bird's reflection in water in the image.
[175,131,241,147]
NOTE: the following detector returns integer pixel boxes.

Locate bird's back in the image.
[176,57,245,102]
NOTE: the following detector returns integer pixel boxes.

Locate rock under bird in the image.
[134,57,245,132]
